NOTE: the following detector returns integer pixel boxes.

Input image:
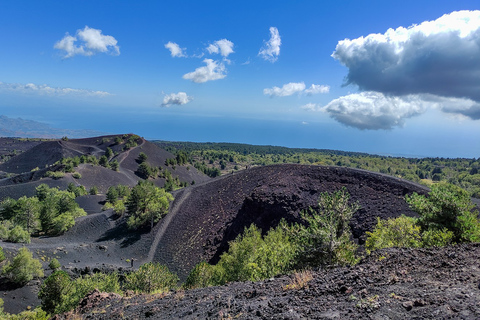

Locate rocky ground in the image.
[56,243,480,319]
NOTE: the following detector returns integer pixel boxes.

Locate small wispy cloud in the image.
[182,59,227,83]
[0,81,111,96]
[54,26,120,58]
[165,42,186,57]
[161,92,193,107]
[259,27,281,62]
[301,103,320,111]
[264,82,330,97]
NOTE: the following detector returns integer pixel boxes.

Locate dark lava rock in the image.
[56,243,480,319]
[152,164,428,280]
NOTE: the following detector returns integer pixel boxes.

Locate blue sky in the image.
[1,1,480,157]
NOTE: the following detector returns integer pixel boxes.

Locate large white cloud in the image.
[165,42,186,57]
[0,81,111,96]
[317,92,480,129]
[161,92,192,107]
[207,39,234,57]
[321,92,428,130]
[332,10,480,101]
[264,82,329,97]
[54,26,120,58]
[182,59,226,83]
[259,27,281,62]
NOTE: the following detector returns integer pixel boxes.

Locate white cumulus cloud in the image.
[161,92,193,107]
[332,10,480,102]
[54,26,119,58]
[165,42,186,57]
[264,82,329,97]
[207,39,234,57]
[0,81,111,96]
[305,84,330,95]
[182,59,227,83]
[259,27,281,62]
[321,92,428,130]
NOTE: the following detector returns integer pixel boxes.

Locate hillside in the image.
[0,135,478,318]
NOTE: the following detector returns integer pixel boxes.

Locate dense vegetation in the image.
[366,183,480,253]
[154,141,480,196]
[0,184,86,242]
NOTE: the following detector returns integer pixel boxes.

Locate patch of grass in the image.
[283,270,313,290]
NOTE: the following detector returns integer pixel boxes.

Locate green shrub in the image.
[184,262,223,289]
[293,187,360,266]
[0,221,13,240]
[406,183,480,243]
[49,258,61,270]
[124,263,178,294]
[89,186,98,195]
[113,200,126,216]
[7,225,31,243]
[0,247,5,264]
[365,216,422,254]
[421,228,454,247]
[44,171,65,179]
[218,222,296,283]
[72,172,82,179]
[3,247,43,285]
[102,202,114,211]
[39,271,120,315]
[39,270,73,314]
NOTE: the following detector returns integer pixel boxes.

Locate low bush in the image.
[3,247,43,285]
[124,262,178,294]
[7,225,31,243]
[366,183,478,254]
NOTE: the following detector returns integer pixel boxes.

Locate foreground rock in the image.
[56,243,480,319]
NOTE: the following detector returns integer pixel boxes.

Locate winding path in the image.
[146,187,192,262]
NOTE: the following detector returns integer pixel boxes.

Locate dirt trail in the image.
[60,141,104,157]
[146,187,192,263]
[111,138,146,185]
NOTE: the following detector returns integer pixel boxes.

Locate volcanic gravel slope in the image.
[56,243,480,320]
[151,164,429,281]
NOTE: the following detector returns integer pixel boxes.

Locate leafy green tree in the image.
[126,181,173,229]
[293,187,360,266]
[110,159,119,171]
[406,183,480,243]
[0,196,41,234]
[138,152,148,163]
[105,147,113,159]
[39,270,73,314]
[38,186,86,235]
[137,162,153,179]
[106,186,119,204]
[99,155,109,168]
[3,247,44,285]
[124,263,178,294]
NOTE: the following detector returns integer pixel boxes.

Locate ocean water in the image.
[77,113,479,159]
